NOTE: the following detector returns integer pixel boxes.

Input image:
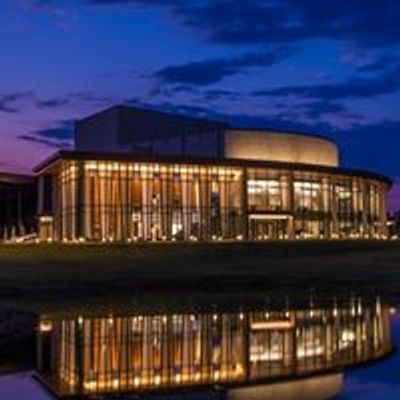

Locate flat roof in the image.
[0,172,35,185]
[78,104,230,129]
[77,104,336,144]
[33,150,392,187]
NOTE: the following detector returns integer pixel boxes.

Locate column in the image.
[331,179,339,238]
[378,185,388,238]
[322,177,331,239]
[76,162,85,240]
[142,174,150,240]
[52,172,60,240]
[37,175,45,216]
[283,173,295,240]
[182,178,191,240]
[241,168,248,240]
[361,181,370,238]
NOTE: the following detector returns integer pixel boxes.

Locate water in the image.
[0,372,52,399]
[336,312,400,399]
[0,293,399,399]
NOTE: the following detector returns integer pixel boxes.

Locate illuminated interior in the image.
[37,158,389,242]
[37,298,392,397]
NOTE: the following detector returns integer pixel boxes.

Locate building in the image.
[0,172,36,240]
[34,105,391,242]
[388,210,400,239]
[36,298,391,397]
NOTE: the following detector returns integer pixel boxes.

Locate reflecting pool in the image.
[33,296,392,399]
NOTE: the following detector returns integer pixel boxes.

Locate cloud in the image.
[186,0,400,48]
[35,98,70,109]
[17,135,71,148]
[18,120,74,148]
[154,48,292,86]
[31,1,400,49]
[126,99,331,133]
[82,0,400,49]
[300,100,348,119]
[253,66,400,100]
[0,92,32,113]
[35,92,112,109]
[203,89,240,101]
[359,54,400,72]
[34,120,74,140]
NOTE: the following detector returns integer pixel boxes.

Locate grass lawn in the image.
[0,241,400,304]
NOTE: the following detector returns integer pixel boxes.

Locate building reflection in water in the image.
[36,297,393,398]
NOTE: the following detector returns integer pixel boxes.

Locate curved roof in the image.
[231,126,337,146]
[224,129,339,167]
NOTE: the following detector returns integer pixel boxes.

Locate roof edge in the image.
[227,128,337,147]
[33,150,392,187]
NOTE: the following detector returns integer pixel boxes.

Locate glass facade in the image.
[39,158,389,242]
[37,298,392,397]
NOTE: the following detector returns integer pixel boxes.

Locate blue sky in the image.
[0,0,399,209]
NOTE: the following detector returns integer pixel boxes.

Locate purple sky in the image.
[1,0,399,210]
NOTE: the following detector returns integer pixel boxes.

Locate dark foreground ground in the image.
[1,240,400,374]
[0,240,399,303]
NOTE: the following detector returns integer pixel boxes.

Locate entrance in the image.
[248,214,293,240]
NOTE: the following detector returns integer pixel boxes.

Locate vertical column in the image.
[283,173,295,240]
[325,318,333,365]
[122,168,129,241]
[362,181,370,238]
[38,175,45,216]
[165,170,173,240]
[16,188,22,235]
[242,314,250,381]
[351,179,359,237]
[182,177,191,240]
[76,161,85,241]
[379,185,388,238]
[241,168,248,240]
[52,172,60,241]
[199,174,208,240]
[283,330,293,368]
[76,320,84,395]
[220,174,228,239]
[142,317,150,384]
[280,174,291,210]
[322,177,331,239]
[331,179,339,238]
[83,167,91,240]
[182,317,191,381]
[142,172,150,241]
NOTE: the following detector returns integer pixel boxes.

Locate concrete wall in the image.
[75,107,121,152]
[228,374,343,400]
[75,105,227,153]
[224,130,339,167]
[135,131,223,158]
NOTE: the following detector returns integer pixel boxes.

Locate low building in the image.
[0,172,36,240]
[34,105,391,242]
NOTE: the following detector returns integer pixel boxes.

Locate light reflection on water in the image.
[0,296,399,400]
[335,311,400,400]
[0,372,51,400]
[36,296,391,399]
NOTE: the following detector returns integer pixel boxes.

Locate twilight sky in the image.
[1,0,399,210]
